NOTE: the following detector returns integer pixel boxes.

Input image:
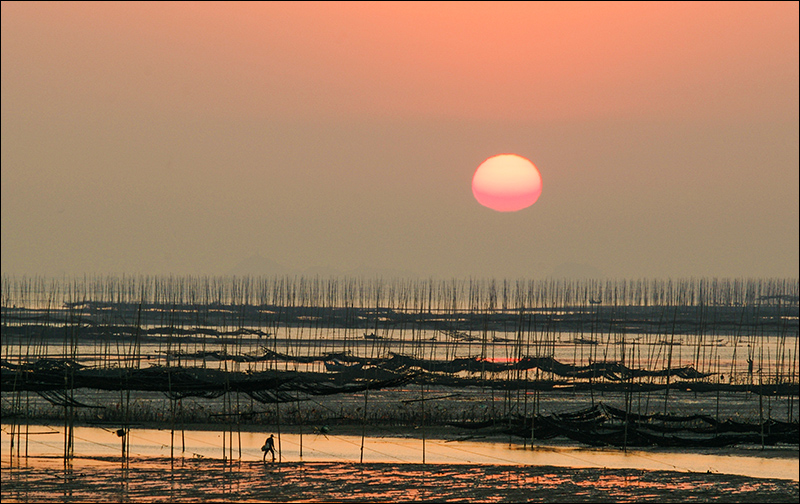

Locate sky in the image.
[2,1,798,280]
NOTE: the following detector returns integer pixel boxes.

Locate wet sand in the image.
[3,421,798,503]
[3,455,798,503]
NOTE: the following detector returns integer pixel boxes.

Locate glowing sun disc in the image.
[472,154,542,212]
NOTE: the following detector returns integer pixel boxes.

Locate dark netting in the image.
[36,389,104,408]
[2,356,790,396]
[1,358,416,404]
[448,403,799,448]
[374,354,713,380]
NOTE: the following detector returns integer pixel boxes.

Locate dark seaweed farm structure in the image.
[2,275,798,462]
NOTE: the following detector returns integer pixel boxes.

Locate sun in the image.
[472,154,542,212]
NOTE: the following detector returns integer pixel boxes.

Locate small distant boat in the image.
[572,338,598,345]
[363,332,385,340]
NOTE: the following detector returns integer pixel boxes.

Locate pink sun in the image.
[472,154,542,212]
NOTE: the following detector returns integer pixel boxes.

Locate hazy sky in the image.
[2,1,798,280]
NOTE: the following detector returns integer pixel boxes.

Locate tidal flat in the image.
[2,275,798,501]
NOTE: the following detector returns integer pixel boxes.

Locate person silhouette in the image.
[262,434,276,463]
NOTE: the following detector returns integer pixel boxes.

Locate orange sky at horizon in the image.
[3,1,797,123]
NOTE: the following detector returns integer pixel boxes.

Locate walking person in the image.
[262,434,276,463]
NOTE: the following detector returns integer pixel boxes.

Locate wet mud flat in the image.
[3,456,799,503]
[3,277,797,501]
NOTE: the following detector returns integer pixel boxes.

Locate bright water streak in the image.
[2,424,797,481]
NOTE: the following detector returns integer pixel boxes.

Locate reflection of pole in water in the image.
[421,377,426,465]
[360,388,368,464]
[117,428,127,468]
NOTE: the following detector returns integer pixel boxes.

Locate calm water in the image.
[2,424,798,503]
[3,424,797,480]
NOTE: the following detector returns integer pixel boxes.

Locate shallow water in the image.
[3,424,797,481]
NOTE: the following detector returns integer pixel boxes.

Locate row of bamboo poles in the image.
[3,275,797,308]
[2,275,798,466]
